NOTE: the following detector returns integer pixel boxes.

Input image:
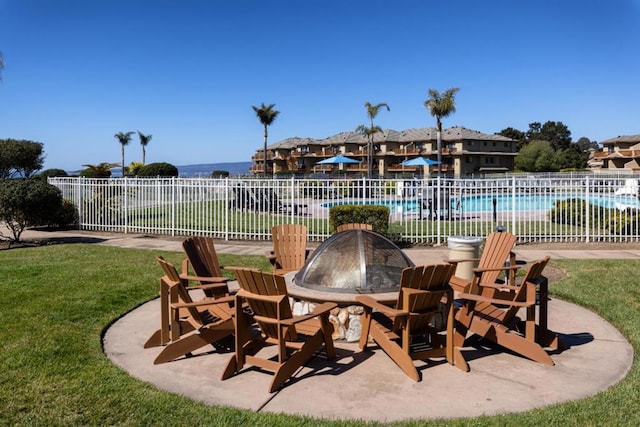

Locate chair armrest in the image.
[456,292,533,308]
[356,295,407,317]
[184,283,230,293]
[471,265,521,274]
[179,273,229,284]
[444,257,480,265]
[280,302,338,326]
[476,282,520,291]
[171,295,235,308]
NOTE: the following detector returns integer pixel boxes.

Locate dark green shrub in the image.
[211,170,230,178]
[137,162,179,177]
[329,204,389,234]
[607,211,640,234]
[0,179,63,241]
[548,198,634,231]
[549,198,612,227]
[36,168,68,180]
[80,164,113,178]
[51,199,79,228]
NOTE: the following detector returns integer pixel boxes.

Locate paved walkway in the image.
[19,229,638,422]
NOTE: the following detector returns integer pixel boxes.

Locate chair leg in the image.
[370,326,420,382]
[359,308,373,350]
[153,323,233,364]
[495,329,555,366]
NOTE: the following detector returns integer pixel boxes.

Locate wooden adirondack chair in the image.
[222,267,337,393]
[266,224,310,274]
[453,256,561,370]
[336,223,373,232]
[356,263,468,381]
[447,231,518,295]
[144,257,235,364]
[181,236,230,299]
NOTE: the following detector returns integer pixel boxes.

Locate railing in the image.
[49,175,640,244]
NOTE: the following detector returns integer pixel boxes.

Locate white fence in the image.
[48,176,640,244]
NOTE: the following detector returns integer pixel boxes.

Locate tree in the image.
[499,127,526,150]
[355,102,390,178]
[515,140,559,172]
[114,131,134,177]
[0,179,63,242]
[0,139,45,178]
[424,87,460,177]
[251,103,280,176]
[526,121,572,151]
[137,131,152,164]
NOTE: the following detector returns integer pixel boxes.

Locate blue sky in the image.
[1,0,639,172]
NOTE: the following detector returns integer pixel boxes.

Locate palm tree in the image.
[251,103,280,176]
[424,87,460,177]
[137,131,152,165]
[355,102,390,178]
[114,131,134,177]
[81,162,119,178]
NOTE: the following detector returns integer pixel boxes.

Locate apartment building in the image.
[250,126,517,178]
[592,134,640,172]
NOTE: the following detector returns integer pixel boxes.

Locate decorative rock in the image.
[337,308,349,326]
[292,301,305,316]
[345,314,362,342]
[348,305,364,315]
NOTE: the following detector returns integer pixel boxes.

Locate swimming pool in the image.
[322,193,640,214]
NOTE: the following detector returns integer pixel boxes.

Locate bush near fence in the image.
[329,205,390,234]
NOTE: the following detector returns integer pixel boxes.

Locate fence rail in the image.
[48,176,640,244]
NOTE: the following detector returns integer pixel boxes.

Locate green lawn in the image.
[0,245,638,426]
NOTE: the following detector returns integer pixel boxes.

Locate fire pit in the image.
[287,229,414,305]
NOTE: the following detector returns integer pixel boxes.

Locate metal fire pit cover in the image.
[294,229,414,294]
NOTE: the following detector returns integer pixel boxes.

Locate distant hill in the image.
[177,161,252,177]
[68,161,253,177]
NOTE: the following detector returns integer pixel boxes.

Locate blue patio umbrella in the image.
[317,155,360,165]
[401,157,440,166]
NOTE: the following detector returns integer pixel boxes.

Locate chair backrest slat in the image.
[183,236,224,278]
[271,224,308,271]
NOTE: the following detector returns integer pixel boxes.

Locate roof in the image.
[267,126,515,151]
[601,134,640,145]
[267,137,321,150]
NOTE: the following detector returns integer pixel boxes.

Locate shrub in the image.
[137,162,179,177]
[128,162,144,176]
[0,179,63,241]
[329,204,390,234]
[607,210,640,235]
[51,199,79,228]
[36,168,68,180]
[211,170,229,178]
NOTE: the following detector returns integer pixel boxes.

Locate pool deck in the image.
[18,228,638,422]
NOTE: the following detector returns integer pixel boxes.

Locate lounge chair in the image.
[447,231,517,296]
[257,188,308,215]
[356,263,467,381]
[266,223,310,274]
[181,236,231,299]
[222,267,337,393]
[453,256,562,370]
[144,257,235,364]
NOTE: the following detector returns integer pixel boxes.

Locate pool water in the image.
[323,193,640,214]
